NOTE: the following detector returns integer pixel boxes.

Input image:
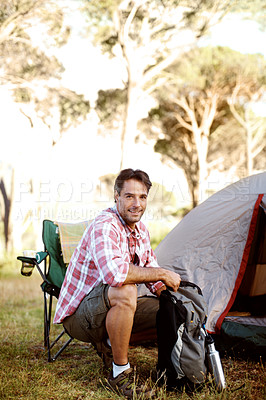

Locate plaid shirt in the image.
[54,206,164,324]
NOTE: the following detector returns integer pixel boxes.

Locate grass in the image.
[0,266,265,400]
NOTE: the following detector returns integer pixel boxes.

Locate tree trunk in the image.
[246,125,253,176]
[184,170,199,208]
[191,182,199,208]
[193,128,209,203]
[120,82,143,170]
[0,169,14,251]
[0,179,11,250]
[245,108,255,176]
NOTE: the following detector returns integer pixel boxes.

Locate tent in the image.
[155,172,266,358]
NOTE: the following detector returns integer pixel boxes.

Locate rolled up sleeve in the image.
[143,245,164,294]
[90,220,129,287]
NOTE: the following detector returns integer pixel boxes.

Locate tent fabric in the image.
[216,194,263,332]
[155,172,266,334]
[224,315,266,327]
[215,321,266,359]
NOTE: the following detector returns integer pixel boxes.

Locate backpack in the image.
[156,281,208,390]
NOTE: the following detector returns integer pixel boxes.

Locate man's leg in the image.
[106,284,137,365]
[63,283,113,368]
[106,285,154,399]
[63,283,110,344]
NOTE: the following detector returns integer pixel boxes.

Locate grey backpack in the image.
[156,281,208,390]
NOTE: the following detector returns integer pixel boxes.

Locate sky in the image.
[202,15,266,57]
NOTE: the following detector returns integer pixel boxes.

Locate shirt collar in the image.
[111,205,145,239]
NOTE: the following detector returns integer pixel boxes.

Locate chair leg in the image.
[50,332,73,361]
[43,291,73,362]
[48,294,53,332]
[44,292,52,361]
[44,292,48,347]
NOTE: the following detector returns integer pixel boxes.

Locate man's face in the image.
[115,179,148,229]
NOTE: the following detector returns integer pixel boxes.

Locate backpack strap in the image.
[167,281,203,296]
[179,281,203,295]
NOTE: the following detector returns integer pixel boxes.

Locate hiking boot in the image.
[95,340,113,369]
[107,367,154,399]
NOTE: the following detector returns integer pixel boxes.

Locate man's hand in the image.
[161,269,181,292]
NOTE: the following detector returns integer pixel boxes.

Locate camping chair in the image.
[17,219,90,362]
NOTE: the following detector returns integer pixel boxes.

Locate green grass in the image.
[0,266,265,400]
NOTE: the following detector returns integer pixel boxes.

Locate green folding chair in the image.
[17,219,81,362]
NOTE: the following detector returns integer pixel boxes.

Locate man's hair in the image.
[114,169,152,197]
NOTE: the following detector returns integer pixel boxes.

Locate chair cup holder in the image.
[17,256,36,277]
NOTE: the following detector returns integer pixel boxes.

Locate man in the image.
[54,169,181,398]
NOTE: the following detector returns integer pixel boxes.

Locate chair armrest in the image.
[17,251,48,279]
[17,256,36,264]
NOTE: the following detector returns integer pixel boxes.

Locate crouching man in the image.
[54,168,181,399]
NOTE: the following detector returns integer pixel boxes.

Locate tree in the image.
[0,1,90,251]
[231,0,266,29]
[0,1,91,136]
[228,87,266,176]
[83,0,234,169]
[146,47,266,206]
[0,165,14,251]
[0,1,90,135]
[146,47,231,205]
[0,0,68,85]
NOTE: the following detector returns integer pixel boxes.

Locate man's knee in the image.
[108,284,137,312]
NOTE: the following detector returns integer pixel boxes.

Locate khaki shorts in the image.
[63,283,159,345]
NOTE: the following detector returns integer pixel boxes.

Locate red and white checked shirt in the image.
[54,206,164,324]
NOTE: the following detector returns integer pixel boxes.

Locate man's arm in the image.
[124,263,181,293]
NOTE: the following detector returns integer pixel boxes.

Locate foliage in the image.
[84,0,234,55]
[0,1,92,132]
[149,221,174,250]
[227,105,266,174]
[224,51,266,174]
[0,1,91,134]
[208,119,246,171]
[254,146,266,171]
[13,87,32,102]
[0,0,68,86]
[231,0,266,29]
[96,88,126,125]
[209,116,266,176]
[83,0,235,168]
[145,46,266,205]
[57,90,91,132]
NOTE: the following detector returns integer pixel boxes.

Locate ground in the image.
[0,269,265,400]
